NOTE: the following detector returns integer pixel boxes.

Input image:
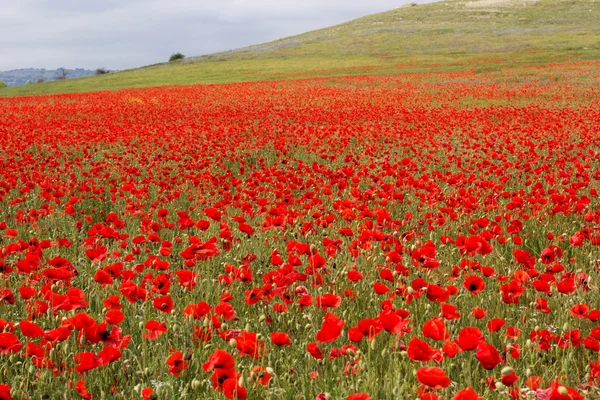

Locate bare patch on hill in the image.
[465,0,540,8]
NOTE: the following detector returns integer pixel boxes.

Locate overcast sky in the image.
[0,0,432,71]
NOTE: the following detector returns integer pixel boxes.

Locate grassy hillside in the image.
[2,0,599,97]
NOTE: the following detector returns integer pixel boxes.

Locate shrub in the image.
[95,68,109,75]
[169,52,185,62]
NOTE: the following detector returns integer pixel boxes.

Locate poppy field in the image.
[1,60,600,400]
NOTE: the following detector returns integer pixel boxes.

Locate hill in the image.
[1,0,599,97]
[0,68,97,87]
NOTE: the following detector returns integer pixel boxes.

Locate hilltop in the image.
[2,0,599,96]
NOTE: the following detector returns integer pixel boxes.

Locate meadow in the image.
[0,59,600,399]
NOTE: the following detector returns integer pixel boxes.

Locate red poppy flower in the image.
[0,333,21,355]
[463,276,485,295]
[416,366,451,389]
[487,318,506,333]
[271,332,291,346]
[408,337,436,362]
[75,380,92,400]
[74,352,100,374]
[105,309,125,325]
[223,378,247,400]
[475,341,502,370]
[175,270,198,291]
[166,350,188,377]
[307,342,324,360]
[442,340,461,358]
[316,312,345,343]
[153,295,174,314]
[501,371,519,386]
[145,320,168,339]
[19,320,44,338]
[456,327,483,351]
[423,318,448,341]
[346,394,371,400]
[203,349,235,371]
[0,384,13,400]
[441,303,461,320]
[453,387,482,400]
[236,331,265,358]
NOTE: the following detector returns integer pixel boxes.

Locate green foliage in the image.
[0,80,6,89]
[169,52,185,62]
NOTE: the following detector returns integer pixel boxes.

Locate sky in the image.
[0,0,432,71]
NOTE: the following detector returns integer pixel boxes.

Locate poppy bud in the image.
[495,382,504,390]
[266,367,274,375]
[501,366,514,376]
[557,386,568,395]
[229,339,237,348]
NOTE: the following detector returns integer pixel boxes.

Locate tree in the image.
[0,81,6,89]
[95,67,110,75]
[55,68,68,80]
[169,52,185,62]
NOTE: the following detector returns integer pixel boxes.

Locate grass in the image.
[1,0,600,97]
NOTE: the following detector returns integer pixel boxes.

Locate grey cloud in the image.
[0,0,430,71]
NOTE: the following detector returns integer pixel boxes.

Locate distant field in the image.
[1,0,599,97]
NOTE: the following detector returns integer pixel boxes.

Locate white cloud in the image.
[0,0,431,70]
